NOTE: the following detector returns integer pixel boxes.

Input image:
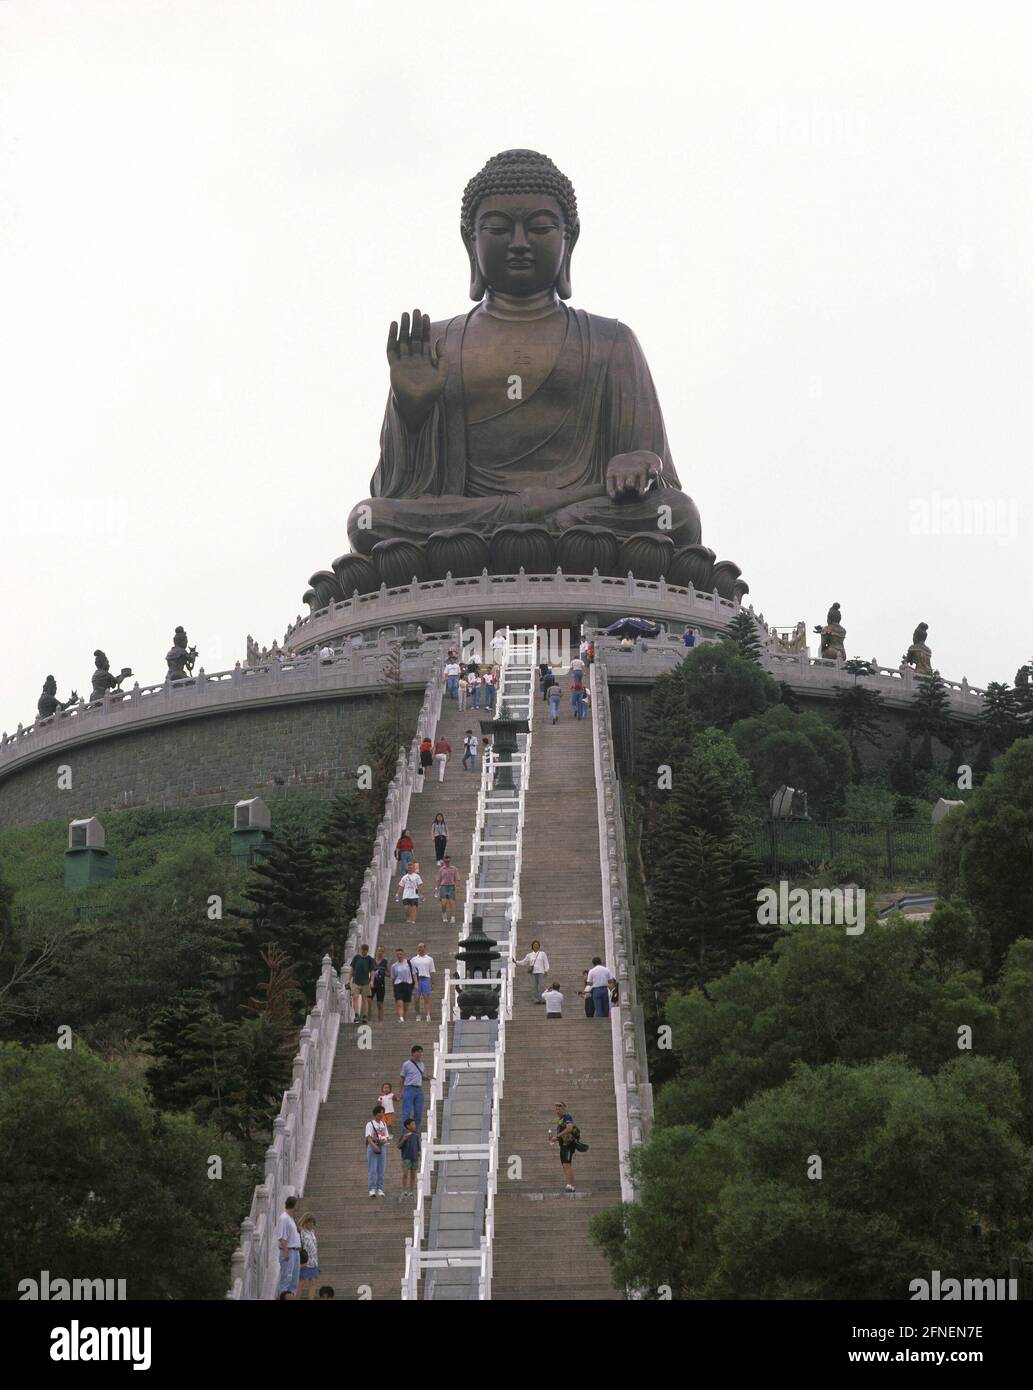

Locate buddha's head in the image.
[43,675,57,696]
[461,149,579,302]
[94,649,109,672]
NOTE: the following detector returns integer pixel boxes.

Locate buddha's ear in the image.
[557,225,579,301]
[462,229,486,302]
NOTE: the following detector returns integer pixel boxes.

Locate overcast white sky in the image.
[2,0,1030,727]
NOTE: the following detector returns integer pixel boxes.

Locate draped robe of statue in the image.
[347,304,702,553]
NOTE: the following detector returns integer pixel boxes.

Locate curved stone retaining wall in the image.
[0,640,441,830]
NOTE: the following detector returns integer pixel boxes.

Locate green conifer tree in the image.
[722,610,763,663]
[230,828,338,992]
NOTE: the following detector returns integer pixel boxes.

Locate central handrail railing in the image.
[401,625,537,1300]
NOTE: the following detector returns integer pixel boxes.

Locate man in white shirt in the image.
[541,983,564,1018]
[462,730,479,772]
[468,669,482,709]
[444,659,461,699]
[411,942,436,1022]
[275,1195,302,1298]
[586,957,615,1019]
[319,644,334,664]
[395,868,423,925]
[490,630,507,662]
[570,654,586,680]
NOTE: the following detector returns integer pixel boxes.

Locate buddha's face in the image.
[469,193,567,297]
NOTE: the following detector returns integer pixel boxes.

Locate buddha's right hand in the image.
[387,307,447,430]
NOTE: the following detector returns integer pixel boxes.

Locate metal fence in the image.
[749,817,937,882]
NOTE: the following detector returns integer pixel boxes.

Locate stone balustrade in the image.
[229,642,450,1299]
[0,637,447,779]
[589,653,653,1201]
[281,569,741,652]
[592,633,987,719]
[227,955,343,1301]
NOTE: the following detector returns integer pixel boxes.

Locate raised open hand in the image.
[387,307,447,430]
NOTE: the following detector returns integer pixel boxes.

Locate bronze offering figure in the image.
[166,626,198,682]
[37,675,78,719]
[903,622,932,675]
[814,602,846,662]
[90,650,132,703]
[308,149,745,599]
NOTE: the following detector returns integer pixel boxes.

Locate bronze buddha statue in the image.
[307,150,745,602]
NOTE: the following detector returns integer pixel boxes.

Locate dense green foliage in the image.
[934,738,1033,967]
[598,637,1033,1299]
[0,1041,251,1300]
[592,1056,1033,1299]
[731,703,852,815]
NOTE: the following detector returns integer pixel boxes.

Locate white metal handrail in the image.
[400,626,537,1300]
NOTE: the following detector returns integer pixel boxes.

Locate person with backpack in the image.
[365,1105,389,1198]
[548,1102,586,1193]
[415,736,434,791]
[570,675,587,719]
[348,942,374,1022]
[398,1117,421,1198]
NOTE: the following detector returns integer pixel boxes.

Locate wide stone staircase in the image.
[490,679,623,1300]
[299,690,481,1300]
[302,657,624,1300]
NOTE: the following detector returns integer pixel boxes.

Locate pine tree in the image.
[832,679,885,779]
[146,989,236,1130]
[230,829,338,992]
[909,668,954,745]
[978,681,1020,756]
[722,610,763,663]
[644,761,772,995]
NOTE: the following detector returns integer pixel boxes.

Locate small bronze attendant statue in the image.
[814,603,846,662]
[903,622,932,675]
[166,626,198,682]
[90,650,132,703]
[37,675,78,719]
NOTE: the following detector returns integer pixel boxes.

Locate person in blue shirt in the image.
[400,1044,427,1128]
[398,1117,422,1199]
